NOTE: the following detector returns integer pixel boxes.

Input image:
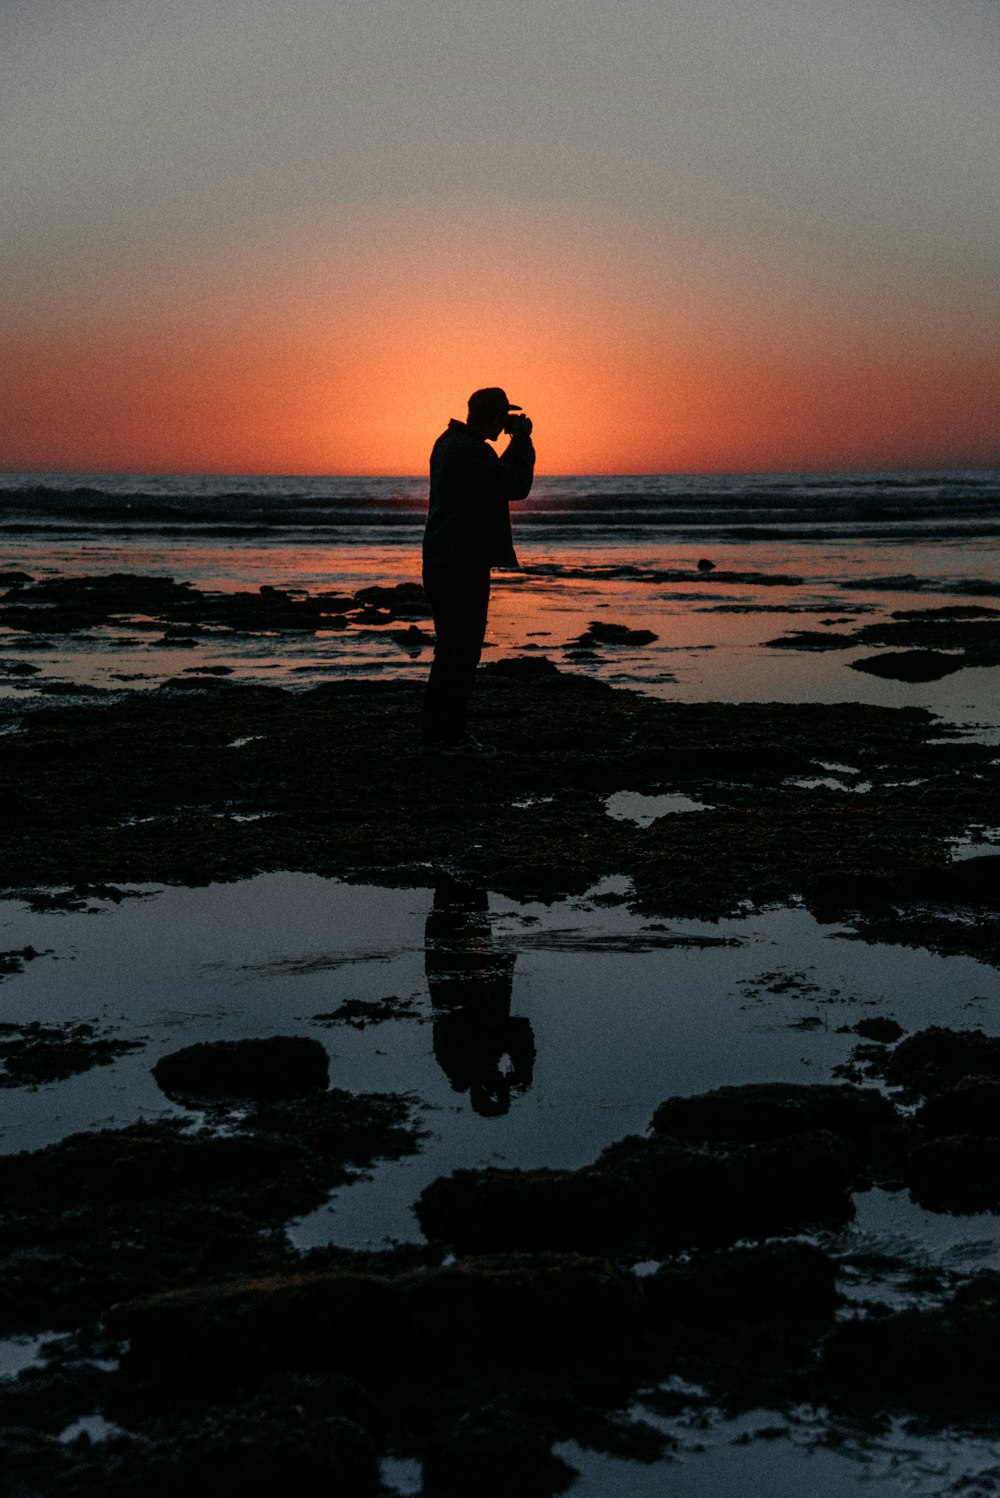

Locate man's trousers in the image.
[421,564,491,745]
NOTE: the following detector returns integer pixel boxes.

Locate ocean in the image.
[2,469,999,725]
[2,469,998,542]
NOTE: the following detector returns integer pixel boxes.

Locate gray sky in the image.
[5,0,997,274]
[2,0,998,470]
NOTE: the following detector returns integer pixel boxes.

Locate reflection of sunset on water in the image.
[4,517,1000,730]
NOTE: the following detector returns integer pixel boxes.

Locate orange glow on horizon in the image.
[2,208,998,475]
[3,324,996,476]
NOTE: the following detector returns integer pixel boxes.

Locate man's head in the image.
[467,387,522,441]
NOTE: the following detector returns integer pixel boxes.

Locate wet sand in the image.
[3,568,1000,1495]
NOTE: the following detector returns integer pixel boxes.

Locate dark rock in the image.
[0,1091,420,1334]
[109,1255,646,1385]
[650,1082,898,1145]
[917,1076,1000,1136]
[645,1241,838,1327]
[883,1027,1000,1095]
[0,945,43,975]
[422,1408,577,1497]
[0,1426,64,1486]
[0,660,40,676]
[764,631,857,651]
[575,621,658,647]
[153,1036,329,1101]
[849,650,965,682]
[855,613,1000,662]
[853,1017,905,1044]
[0,1020,143,1088]
[0,785,30,819]
[315,592,357,611]
[885,855,1000,906]
[353,582,428,618]
[482,655,560,676]
[890,605,1000,621]
[822,1274,1000,1411]
[933,855,1000,904]
[804,871,898,918]
[696,559,715,571]
[0,668,990,935]
[906,1135,1000,1212]
[414,1130,853,1256]
[58,1400,379,1498]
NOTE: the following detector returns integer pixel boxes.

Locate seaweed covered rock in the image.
[0,1019,143,1088]
[153,1036,329,1102]
[906,1135,1000,1213]
[415,1130,853,1256]
[109,1255,646,1388]
[849,650,965,682]
[353,582,428,617]
[0,1091,420,1334]
[822,1273,1000,1413]
[575,621,658,647]
[853,1017,905,1045]
[651,1082,898,1146]
[916,1076,1000,1136]
[883,1028,1000,1095]
[53,1397,379,1498]
[643,1241,840,1410]
[644,1241,838,1329]
[421,1406,578,1498]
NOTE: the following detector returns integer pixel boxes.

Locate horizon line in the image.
[3,464,999,481]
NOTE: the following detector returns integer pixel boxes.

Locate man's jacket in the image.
[422,420,535,569]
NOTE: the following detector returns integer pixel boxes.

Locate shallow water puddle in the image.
[784,775,874,792]
[3,873,1000,1262]
[605,790,711,824]
[557,1411,1000,1498]
[0,1332,54,1380]
[950,825,1000,860]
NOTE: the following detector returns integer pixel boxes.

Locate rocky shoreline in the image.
[3,575,1000,1493]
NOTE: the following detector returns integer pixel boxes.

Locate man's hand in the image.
[508,413,532,438]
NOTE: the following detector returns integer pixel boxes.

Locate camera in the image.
[503,412,531,436]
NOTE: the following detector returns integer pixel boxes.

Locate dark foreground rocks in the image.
[0,1083,422,1334]
[843,1025,1000,1212]
[822,1273,1000,1418]
[2,667,997,961]
[415,1131,856,1256]
[3,589,1000,1488]
[0,1241,838,1498]
[0,572,430,637]
[8,1068,1000,1494]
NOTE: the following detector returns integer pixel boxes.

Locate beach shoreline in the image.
[3,562,1000,1494]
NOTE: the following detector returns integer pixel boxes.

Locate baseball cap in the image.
[467,387,522,418]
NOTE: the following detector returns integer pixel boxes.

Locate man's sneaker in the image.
[440,734,497,759]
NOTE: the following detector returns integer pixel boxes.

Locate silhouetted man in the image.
[421,387,535,757]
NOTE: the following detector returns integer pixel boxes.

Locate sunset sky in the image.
[2,0,998,474]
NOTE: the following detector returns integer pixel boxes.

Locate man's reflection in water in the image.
[424,881,535,1117]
